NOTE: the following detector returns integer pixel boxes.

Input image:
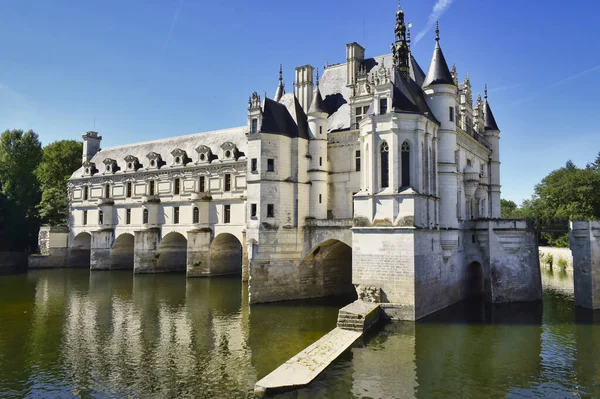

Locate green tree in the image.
[36,140,83,226]
[0,129,43,250]
[501,199,520,218]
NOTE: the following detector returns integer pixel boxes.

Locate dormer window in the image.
[102,158,118,174]
[220,142,239,161]
[171,148,190,167]
[146,152,163,169]
[195,145,213,164]
[251,118,258,134]
[124,155,140,171]
[82,161,96,176]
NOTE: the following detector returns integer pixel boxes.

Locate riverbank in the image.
[0,251,27,274]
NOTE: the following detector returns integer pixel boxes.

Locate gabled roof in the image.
[260,97,309,139]
[423,41,455,88]
[308,87,328,114]
[484,100,499,131]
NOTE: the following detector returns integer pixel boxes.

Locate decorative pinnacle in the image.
[407,24,411,48]
[435,21,440,41]
[279,64,283,82]
[484,84,488,100]
[316,68,319,86]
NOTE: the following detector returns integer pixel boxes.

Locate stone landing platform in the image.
[254,301,380,395]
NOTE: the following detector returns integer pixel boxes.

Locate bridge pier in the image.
[186,229,213,277]
[570,221,600,309]
[90,229,114,270]
[133,228,160,273]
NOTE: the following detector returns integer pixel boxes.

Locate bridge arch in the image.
[111,233,134,269]
[300,239,356,299]
[157,232,187,272]
[210,233,243,276]
[69,232,91,267]
[467,261,484,298]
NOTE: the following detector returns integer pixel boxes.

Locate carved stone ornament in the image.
[124,155,140,171]
[146,152,162,169]
[355,285,381,302]
[82,160,96,176]
[220,141,239,160]
[102,158,118,174]
[171,148,189,166]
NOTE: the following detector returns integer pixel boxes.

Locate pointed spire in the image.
[422,20,455,87]
[484,83,488,100]
[316,68,320,86]
[483,84,499,131]
[392,2,410,79]
[435,20,440,42]
[274,64,286,102]
[308,84,327,115]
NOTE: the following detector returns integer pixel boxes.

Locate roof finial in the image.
[484,83,488,100]
[279,64,283,83]
[435,21,440,42]
[407,23,411,49]
[316,68,320,86]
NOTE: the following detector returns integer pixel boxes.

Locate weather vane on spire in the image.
[435,21,440,42]
[485,84,488,100]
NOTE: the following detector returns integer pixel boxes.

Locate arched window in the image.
[193,207,199,224]
[401,141,410,187]
[143,208,149,224]
[98,210,104,225]
[380,141,389,189]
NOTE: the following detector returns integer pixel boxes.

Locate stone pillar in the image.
[134,228,160,273]
[570,221,600,309]
[242,230,249,282]
[90,229,114,270]
[186,228,212,277]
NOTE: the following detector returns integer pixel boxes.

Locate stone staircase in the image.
[336,301,381,332]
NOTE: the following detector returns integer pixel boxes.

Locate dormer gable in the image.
[195,145,214,164]
[146,152,164,169]
[82,161,97,176]
[102,158,119,174]
[124,155,141,171]
[171,148,191,167]
[220,141,239,161]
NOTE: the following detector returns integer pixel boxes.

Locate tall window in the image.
[480,163,485,177]
[449,106,454,122]
[193,206,199,223]
[319,157,322,167]
[149,181,155,196]
[174,178,180,195]
[224,204,231,224]
[104,184,110,199]
[380,141,389,189]
[143,208,149,224]
[224,174,231,192]
[250,203,257,218]
[355,150,361,171]
[267,204,274,218]
[319,194,322,204]
[401,141,410,187]
[457,190,462,219]
[319,126,323,135]
[267,159,275,172]
[251,118,258,134]
[174,207,180,224]
[126,209,131,224]
[199,176,205,192]
[126,182,132,198]
[380,98,387,114]
[83,186,89,200]
[83,210,87,225]
[98,210,104,225]
[251,158,257,172]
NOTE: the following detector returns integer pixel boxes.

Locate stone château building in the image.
[55,6,541,320]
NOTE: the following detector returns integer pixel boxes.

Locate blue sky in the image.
[0,0,598,204]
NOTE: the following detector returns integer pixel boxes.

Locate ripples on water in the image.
[0,268,598,398]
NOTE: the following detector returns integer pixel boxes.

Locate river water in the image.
[0,268,598,398]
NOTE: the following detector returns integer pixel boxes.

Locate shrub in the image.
[557,256,568,271]
[541,253,554,268]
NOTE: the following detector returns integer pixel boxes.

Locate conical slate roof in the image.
[308,87,328,114]
[484,100,499,131]
[422,41,455,88]
[409,54,426,87]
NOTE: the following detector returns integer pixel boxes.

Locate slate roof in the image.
[422,41,455,88]
[261,96,309,139]
[308,87,328,114]
[70,126,248,179]
[484,100,500,131]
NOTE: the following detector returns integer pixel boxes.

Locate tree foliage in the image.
[36,140,83,226]
[0,129,43,250]
[500,199,519,219]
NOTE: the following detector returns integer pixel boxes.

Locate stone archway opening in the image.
[467,261,484,298]
[157,232,187,273]
[69,232,91,267]
[301,239,356,300]
[111,233,134,269]
[210,233,242,276]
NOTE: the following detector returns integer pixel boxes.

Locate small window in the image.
[480,164,485,177]
[319,157,322,167]
[224,204,231,224]
[199,153,206,161]
[128,162,133,169]
[225,150,231,158]
[449,106,454,122]
[143,209,149,224]
[175,156,181,164]
[83,186,89,201]
[98,210,104,225]
[199,176,205,192]
[251,158,258,172]
[149,181,155,196]
[267,159,275,172]
[250,203,257,218]
[467,159,473,167]
[380,98,387,114]
[104,184,110,199]
[193,207,199,223]
[319,126,322,135]
[126,182,132,198]
[126,209,131,225]
[106,165,111,172]
[319,194,322,204]
[224,174,231,192]
[174,207,180,224]
[174,178,180,195]
[83,210,87,225]
[355,150,361,172]
[267,204,274,218]
[251,118,258,134]
[150,159,156,167]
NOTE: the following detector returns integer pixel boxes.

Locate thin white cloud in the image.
[162,0,184,56]
[414,0,455,44]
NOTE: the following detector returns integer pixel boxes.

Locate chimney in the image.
[294,65,314,113]
[346,42,365,87]
[82,131,102,164]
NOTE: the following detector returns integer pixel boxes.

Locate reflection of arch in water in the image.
[157,232,187,272]
[210,233,242,276]
[111,233,134,269]
[300,239,356,298]
[69,232,91,267]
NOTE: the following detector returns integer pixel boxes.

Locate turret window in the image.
[98,210,104,225]
[250,203,257,218]
[143,209,149,224]
[251,119,258,134]
[380,98,387,114]
[251,158,258,172]
[449,106,455,122]
[401,141,411,187]
[319,126,323,135]
[193,207,199,223]
[319,157,322,167]
[355,150,361,172]
[267,159,275,172]
[267,204,274,218]
[380,141,389,189]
